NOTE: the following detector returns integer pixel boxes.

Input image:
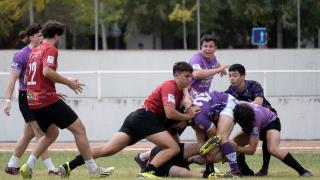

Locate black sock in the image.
[67,155,85,171]
[204,163,215,173]
[282,153,307,175]
[261,141,271,170]
[237,153,254,175]
[202,171,210,178]
[143,163,156,172]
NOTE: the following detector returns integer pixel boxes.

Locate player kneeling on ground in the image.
[232,102,312,177]
[135,141,229,179]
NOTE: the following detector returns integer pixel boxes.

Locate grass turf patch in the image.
[0,151,319,180]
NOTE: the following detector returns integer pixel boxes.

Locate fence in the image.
[1,70,320,140]
[1,69,320,99]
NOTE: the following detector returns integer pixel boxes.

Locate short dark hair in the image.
[233,103,255,133]
[228,64,246,75]
[26,24,42,37]
[41,20,65,38]
[200,34,216,46]
[173,61,193,75]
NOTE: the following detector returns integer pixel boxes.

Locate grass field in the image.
[0,151,319,180]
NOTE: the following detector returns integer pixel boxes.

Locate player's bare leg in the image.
[145,131,180,169]
[216,115,239,175]
[92,132,131,158]
[12,124,34,157]
[67,119,92,160]
[5,124,34,175]
[266,130,312,176]
[29,121,56,174]
[232,131,254,176]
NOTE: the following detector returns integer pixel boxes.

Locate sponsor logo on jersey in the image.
[27,92,34,100]
[168,94,176,104]
[47,56,54,64]
[11,62,19,68]
[192,64,202,70]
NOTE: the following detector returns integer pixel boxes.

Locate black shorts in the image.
[119,108,166,145]
[18,91,36,122]
[150,143,187,177]
[31,99,78,132]
[259,118,281,142]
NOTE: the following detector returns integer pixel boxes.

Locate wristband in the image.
[6,99,11,103]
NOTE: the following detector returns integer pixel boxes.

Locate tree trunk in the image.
[154,25,162,49]
[99,2,107,50]
[276,16,283,48]
[183,21,187,49]
[100,20,108,50]
[72,30,77,49]
[182,0,187,50]
[318,28,320,48]
[29,0,34,25]
[241,26,248,48]
[58,33,66,49]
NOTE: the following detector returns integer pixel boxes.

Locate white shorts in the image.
[220,95,238,120]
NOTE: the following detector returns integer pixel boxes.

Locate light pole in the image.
[297,0,301,49]
[95,0,98,50]
[196,0,200,50]
[29,0,34,25]
[182,0,187,50]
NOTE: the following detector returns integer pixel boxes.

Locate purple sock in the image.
[221,142,239,174]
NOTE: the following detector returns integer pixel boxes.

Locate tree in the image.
[99,0,125,49]
[200,0,244,48]
[0,0,49,38]
[124,0,178,49]
[229,0,295,48]
[289,0,320,47]
[169,1,197,49]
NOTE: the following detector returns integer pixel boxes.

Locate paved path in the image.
[1,140,320,152]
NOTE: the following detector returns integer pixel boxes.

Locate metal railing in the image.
[1,70,320,99]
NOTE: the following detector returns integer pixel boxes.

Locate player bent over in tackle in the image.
[58,62,200,178]
[19,20,109,179]
[192,91,240,177]
[232,102,312,177]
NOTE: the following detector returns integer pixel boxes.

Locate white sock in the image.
[8,155,19,167]
[85,159,98,173]
[43,158,55,171]
[139,153,146,161]
[26,155,37,169]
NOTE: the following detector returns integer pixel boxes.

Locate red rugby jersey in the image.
[142,80,183,117]
[26,43,60,109]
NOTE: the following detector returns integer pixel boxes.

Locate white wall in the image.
[0,49,319,141]
[0,96,319,141]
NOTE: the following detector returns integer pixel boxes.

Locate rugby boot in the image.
[200,136,221,156]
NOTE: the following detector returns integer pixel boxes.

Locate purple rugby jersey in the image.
[225,80,272,109]
[189,52,218,95]
[192,91,229,131]
[242,102,277,138]
[10,45,31,91]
